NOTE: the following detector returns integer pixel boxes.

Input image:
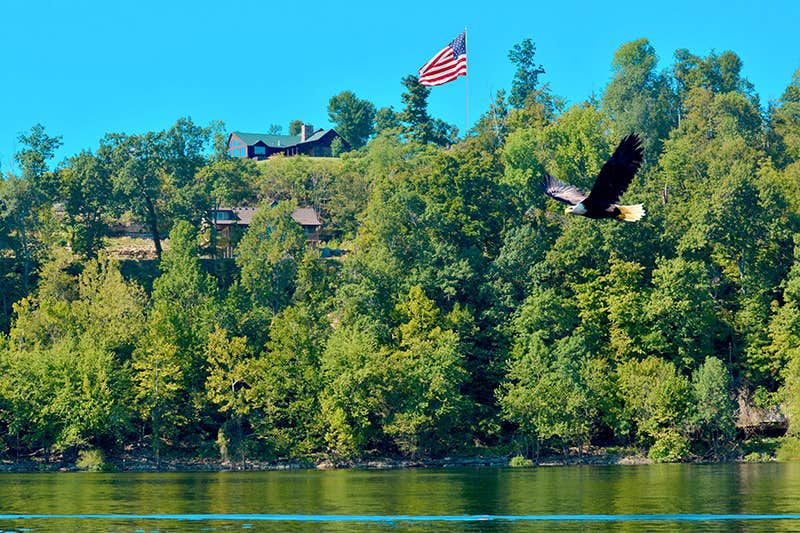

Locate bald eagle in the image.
[542,133,645,222]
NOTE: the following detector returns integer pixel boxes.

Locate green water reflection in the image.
[1,463,800,531]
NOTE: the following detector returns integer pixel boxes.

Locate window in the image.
[254,146,266,155]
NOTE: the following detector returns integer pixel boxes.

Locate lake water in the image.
[1,463,800,532]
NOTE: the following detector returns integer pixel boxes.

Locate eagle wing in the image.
[541,174,589,206]
[585,133,643,208]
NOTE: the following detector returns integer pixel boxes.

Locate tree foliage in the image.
[2,38,800,466]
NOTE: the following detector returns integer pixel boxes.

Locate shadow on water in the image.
[2,464,800,531]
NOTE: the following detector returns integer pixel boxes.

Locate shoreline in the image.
[0,451,690,473]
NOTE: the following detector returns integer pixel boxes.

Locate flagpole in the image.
[464,27,469,136]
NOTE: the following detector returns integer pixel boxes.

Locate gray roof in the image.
[291,207,322,227]
[215,206,321,228]
[213,207,257,226]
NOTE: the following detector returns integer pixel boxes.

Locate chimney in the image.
[300,123,314,142]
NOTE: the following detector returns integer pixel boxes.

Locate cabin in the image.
[227,124,349,160]
[211,207,256,257]
[211,205,323,257]
[290,206,323,243]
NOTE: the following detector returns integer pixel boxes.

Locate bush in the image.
[743,452,770,463]
[648,430,691,463]
[76,449,114,472]
[777,437,800,461]
[509,455,534,467]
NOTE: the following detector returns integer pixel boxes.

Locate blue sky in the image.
[1,0,799,170]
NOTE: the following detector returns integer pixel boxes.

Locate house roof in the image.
[214,206,257,226]
[230,129,341,149]
[214,206,320,227]
[231,131,302,148]
[232,207,257,225]
[291,207,322,227]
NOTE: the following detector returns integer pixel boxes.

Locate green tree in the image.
[319,320,391,458]
[768,70,800,168]
[602,38,678,157]
[14,123,63,199]
[673,48,756,104]
[508,38,546,108]
[205,326,252,465]
[235,200,306,315]
[256,155,340,207]
[132,323,183,468]
[328,91,376,149]
[644,257,727,370]
[616,357,693,461]
[136,221,219,456]
[400,75,456,145]
[59,151,115,258]
[161,117,215,226]
[374,106,401,135]
[691,356,736,459]
[498,332,611,460]
[99,131,167,259]
[383,286,471,457]
[289,119,303,136]
[248,303,327,457]
[1,124,62,288]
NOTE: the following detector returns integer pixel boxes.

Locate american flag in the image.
[418,30,467,86]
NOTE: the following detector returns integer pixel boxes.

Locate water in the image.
[1,463,800,531]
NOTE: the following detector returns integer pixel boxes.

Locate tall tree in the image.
[136,221,220,454]
[602,38,678,157]
[235,200,306,315]
[673,49,758,110]
[161,117,213,225]
[289,119,303,136]
[59,151,115,258]
[99,131,167,259]
[508,38,546,108]
[374,106,401,135]
[328,91,376,150]
[401,75,435,144]
[2,124,63,287]
[14,123,63,199]
[400,76,456,145]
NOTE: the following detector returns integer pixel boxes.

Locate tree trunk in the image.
[144,195,162,260]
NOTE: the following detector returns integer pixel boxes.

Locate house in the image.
[290,206,323,243]
[211,206,256,257]
[211,205,323,257]
[227,124,349,160]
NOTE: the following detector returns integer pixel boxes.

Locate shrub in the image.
[743,452,770,463]
[648,430,691,463]
[509,455,534,467]
[76,449,114,472]
[777,437,800,462]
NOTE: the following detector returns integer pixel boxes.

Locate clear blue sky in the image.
[1,0,799,170]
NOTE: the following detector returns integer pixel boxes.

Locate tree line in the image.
[1,37,800,466]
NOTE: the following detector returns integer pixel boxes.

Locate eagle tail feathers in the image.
[616,204,645,222]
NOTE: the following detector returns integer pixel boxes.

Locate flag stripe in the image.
[418,30,467,87]
[419,46,452,72]
[422,58,466,79]
[422,66,466,83]
[420,57,467,86]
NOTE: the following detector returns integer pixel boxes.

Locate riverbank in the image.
[0,447,680,473]
[0,438,782,473]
